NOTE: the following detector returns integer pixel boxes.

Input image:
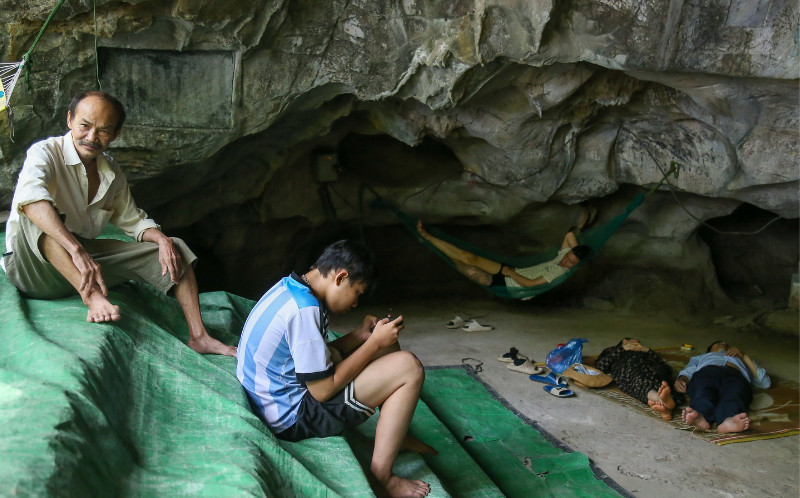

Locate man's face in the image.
[559,251,580,269]
[326,275,367,314]
[67,96,120,162]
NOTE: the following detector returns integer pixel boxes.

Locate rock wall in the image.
[1,0,797,314]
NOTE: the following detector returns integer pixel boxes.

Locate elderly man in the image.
[2,91,235,356]
[674,340,770,433]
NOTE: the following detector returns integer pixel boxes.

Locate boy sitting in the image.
[236,240,434,497]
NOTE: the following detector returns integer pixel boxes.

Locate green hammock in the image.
[371,164,678,300]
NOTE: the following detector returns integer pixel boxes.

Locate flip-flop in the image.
[507,359,544,375]
[543,385,574,398]
[529,372,568,386]
[461,319,494,332]
[497,347,528,363]
[446,316,466,329]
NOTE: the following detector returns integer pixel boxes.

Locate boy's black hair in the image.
[313,240,377,293]
[572,244,591,260]
[707,340,725,352]
[68,91,127,132]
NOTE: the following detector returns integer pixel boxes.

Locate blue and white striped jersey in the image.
[236,273,333,432]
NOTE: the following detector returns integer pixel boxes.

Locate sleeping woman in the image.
[595,338,685,420]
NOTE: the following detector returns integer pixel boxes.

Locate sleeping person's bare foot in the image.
[717,413,750,434]
[682,407,711,430]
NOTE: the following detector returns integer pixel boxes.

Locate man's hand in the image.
[674,376,689,393]
[157,237,183,284]
[142,228,183,284]
[21,200,107,300]
[370,315,403,349]
[70,245,107,300]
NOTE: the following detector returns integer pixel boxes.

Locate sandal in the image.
[507,358,544,375]
[446,316,466,329]
[529,372,568,386]
[543,385,574,398]
[461,319,494,332]
[497,347,528,363]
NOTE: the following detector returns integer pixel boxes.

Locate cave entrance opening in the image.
[699,203,799,307]
[336,132,463,188]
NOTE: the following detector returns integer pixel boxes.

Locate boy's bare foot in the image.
[682,407,711,430]
[384,475,431,498]
[85,292,121,322]
[717,413,750,434]
[400,434,438,455]
[188,333,237,357]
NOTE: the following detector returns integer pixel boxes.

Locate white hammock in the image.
[1,60,25,113]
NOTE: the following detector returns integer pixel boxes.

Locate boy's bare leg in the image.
[173,265,237,357]
[400,433,438,455]
[417,221,501,275]
[40,234,120,323]
[354,351,433,497]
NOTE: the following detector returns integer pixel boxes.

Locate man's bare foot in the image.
[384,475,431,498]
[188,333,237,357]
[416,221,430,240]
[682,407,711,430]
[575,205,597,233]
[717,413,750,434]
[400,434,438,455]
[85,292,121,323]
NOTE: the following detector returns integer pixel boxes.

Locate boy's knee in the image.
[396,351,424,380]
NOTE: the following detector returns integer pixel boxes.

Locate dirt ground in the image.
[330,298,800,497]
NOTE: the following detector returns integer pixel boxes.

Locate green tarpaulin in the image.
[0,229,624,497]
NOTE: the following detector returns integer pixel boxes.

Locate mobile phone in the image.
[370,316,403,332]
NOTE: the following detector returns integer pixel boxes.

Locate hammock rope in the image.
[20,0,67,90]
[0,62,24,113]
[0,0,65,137]
[2,0,105,138]
[367,162,680,300]
[2,0,105,110]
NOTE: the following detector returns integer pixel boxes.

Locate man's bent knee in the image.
[5,231,75,299]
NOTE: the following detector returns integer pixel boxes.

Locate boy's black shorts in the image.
[275,381,374,442]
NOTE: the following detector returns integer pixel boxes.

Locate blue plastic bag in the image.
[546,338,588,374]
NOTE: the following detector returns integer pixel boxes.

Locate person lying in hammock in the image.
[416,220,591,290]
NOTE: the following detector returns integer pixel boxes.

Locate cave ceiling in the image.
[0,0,797,306]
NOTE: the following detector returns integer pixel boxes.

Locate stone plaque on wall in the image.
[99,48,235,130]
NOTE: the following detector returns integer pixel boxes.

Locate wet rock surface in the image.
[1,0,797,319]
